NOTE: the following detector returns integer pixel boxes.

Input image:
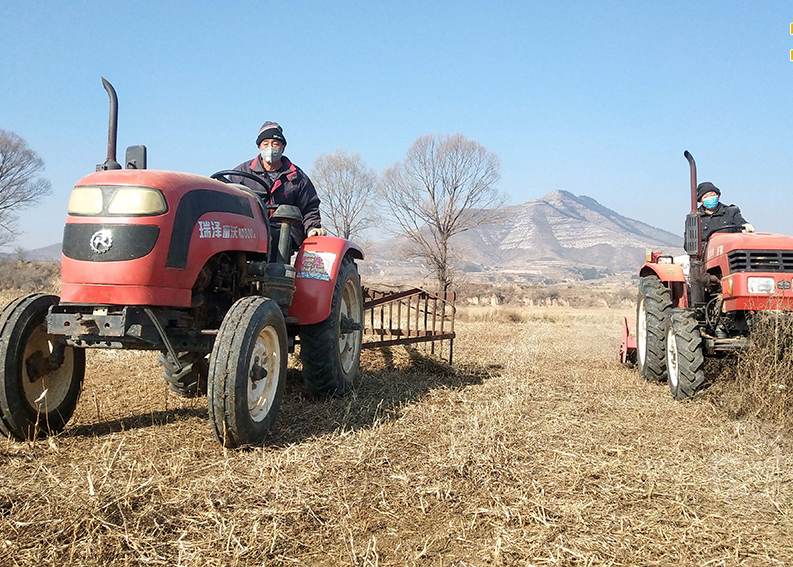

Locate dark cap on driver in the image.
[696,181,721,201]
[256,121,287,147]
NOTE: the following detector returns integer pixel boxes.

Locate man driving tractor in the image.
[229,121,327,246]
[695,181,755,242]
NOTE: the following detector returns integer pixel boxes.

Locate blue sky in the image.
[1,1,792,250]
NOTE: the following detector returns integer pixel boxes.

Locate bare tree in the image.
[0,129,52,247]
[379,133,502,291]
[312,150,377,241]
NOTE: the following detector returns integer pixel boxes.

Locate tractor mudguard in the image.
[638,262,689,308]
[639,263,686,283]
[289,236,364,325]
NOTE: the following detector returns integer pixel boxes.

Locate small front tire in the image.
[0,294,85,440]
[207,297,287,448]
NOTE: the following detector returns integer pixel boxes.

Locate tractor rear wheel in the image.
[636,276,672,382]
[666,309,706,400]
[0,294,85,440]
[207,297,287,448]
[159,352,208,397]
[299,256,363,397]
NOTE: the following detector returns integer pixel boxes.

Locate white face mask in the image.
[260,147,283,164]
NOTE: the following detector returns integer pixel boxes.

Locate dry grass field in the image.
[0,288,791,566]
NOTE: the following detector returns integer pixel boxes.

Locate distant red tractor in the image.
[0,79,364,447]
[622,151,793,399]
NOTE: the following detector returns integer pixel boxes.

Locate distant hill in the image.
[360,190,683,284]
[12,243,62,262]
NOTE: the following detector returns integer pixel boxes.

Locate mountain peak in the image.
[361,190,683,283]
[541,189,579,202]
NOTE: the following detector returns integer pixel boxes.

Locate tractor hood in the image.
[706,232,793,259]
[706,232,793,273]
[73,169,247,201]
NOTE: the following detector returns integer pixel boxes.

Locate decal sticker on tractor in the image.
[779,280,792,290]
[297,251,337,281]
[197,220,255,240]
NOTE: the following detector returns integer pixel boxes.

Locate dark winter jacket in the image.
[229,155,321,246]
[698,202,748,242]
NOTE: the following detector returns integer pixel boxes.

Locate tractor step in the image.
[703,335,750,354]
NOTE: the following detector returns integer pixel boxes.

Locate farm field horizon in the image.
[0,288,791,566]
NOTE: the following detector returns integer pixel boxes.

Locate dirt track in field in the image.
[0,295,791,566]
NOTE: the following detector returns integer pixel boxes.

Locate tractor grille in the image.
[727,250,793,273]
[62,224,160,262]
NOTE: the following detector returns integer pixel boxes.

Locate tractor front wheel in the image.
[207,297,287,448]
[0,294,85,440]
[666,309,706,400]
[299,256,363,397]
[636,276,672,382]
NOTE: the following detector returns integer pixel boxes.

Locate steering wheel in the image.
[710,224,745,235]
[210,170,271,198]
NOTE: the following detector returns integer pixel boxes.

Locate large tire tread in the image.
[637,276,672,382]
[668,309,706,400]
[159,352,208,397]
[299,256,362,397]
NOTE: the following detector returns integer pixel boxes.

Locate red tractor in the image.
[0,79,364,447]
[622,151,793,399]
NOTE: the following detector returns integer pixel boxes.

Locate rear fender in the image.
[289,236,364,325]
[639,262,685,283]
[639,262,689,308]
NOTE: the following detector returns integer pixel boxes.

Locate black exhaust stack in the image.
[683,150,701,260]
[683,150,706,306]
[97,77,122,171]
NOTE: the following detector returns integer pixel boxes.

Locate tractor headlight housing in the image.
[108,188,167,215]
[747,277,775,294]
[67,187,104,215]
[68,186,167,216]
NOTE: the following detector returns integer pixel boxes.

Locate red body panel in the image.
[60,284,187,306]
[290,236,364,325]
[60,170,267,307]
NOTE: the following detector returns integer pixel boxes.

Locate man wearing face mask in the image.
[696,181,755,243]
[230,121,326,246]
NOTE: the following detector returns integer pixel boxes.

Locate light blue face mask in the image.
[702,196,719,210]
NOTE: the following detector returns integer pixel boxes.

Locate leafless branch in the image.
[379,133,503,291]
[0,128,52,244]
[312,150,378,241]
